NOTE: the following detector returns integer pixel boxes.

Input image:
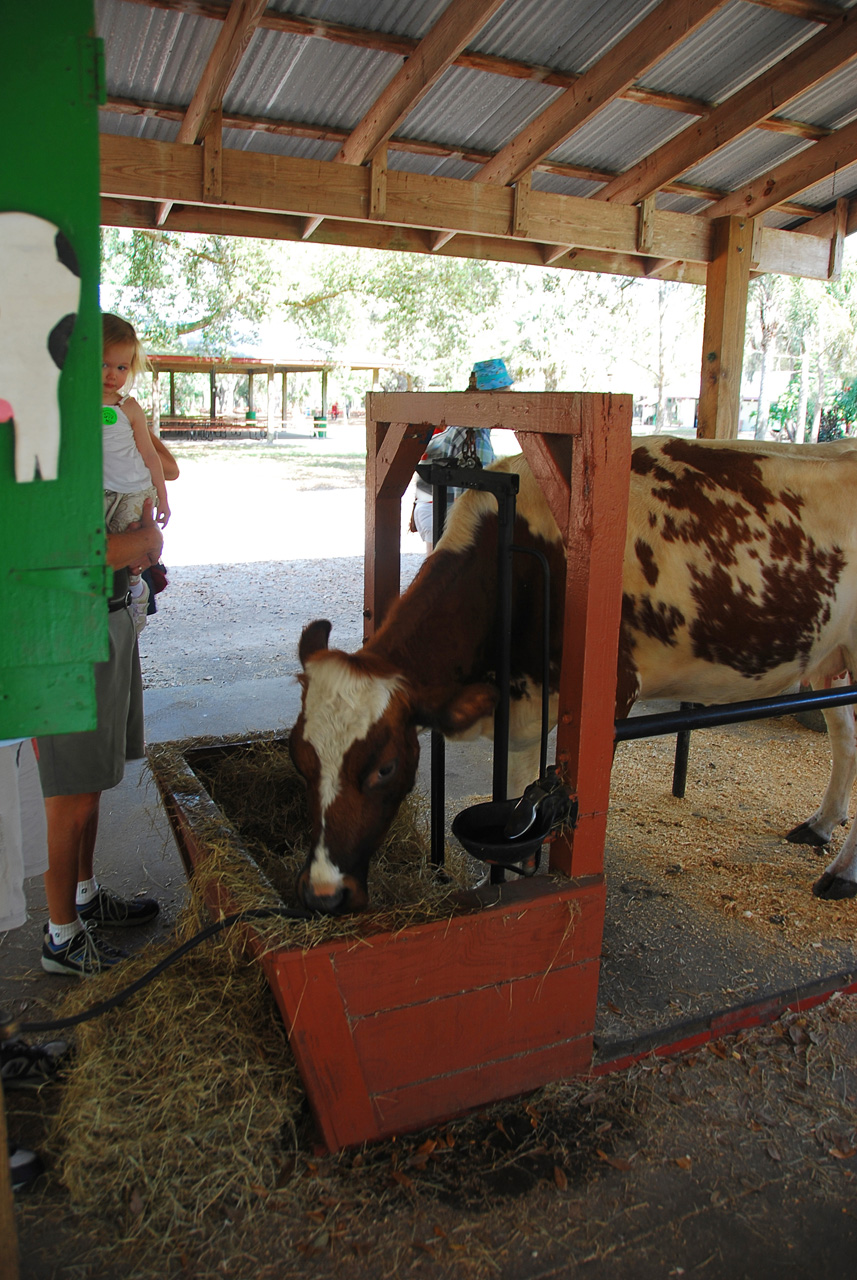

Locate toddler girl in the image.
[102,314,170,630]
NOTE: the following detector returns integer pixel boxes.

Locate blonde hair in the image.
[102,313,149,390]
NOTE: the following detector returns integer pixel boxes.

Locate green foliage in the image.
[101,228,280,352]
[832,382,857,427]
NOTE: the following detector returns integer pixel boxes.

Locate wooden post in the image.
[697,215,753,439]
[209,369,216,424]
[151,369,161,435]
[321,369,328,418]
[545,398,630,879]
[267,366,274,432]
[247,373,255,414]
[281,371,288,427]
[363,412,428,639]
[169,372,176,419]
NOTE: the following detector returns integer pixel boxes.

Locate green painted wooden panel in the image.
[0,0,108,737]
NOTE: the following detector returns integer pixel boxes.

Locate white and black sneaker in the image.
[41,924,127,977]
[78,885,159,928]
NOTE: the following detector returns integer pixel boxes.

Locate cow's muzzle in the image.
[296,869,368,915]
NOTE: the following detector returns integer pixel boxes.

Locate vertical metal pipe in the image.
[491,488,515,804]
[672,702,696,798]
[430,481,449,868]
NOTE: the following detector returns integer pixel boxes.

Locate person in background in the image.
[1,738,68,1190]
[101,314,171,634]
[412,358,513,552]
[37,502,164,978]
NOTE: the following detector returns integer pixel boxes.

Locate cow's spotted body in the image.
[291,439,857,913]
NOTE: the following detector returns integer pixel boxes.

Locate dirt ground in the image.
[8,434,857,1279]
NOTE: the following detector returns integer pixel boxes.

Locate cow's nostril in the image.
[300,880,346,915]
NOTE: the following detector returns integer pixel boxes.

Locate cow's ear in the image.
[299,619,332,667]
[419,683,498,735]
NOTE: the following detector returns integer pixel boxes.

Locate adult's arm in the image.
[150,429,180,481]
[106,499,164,571]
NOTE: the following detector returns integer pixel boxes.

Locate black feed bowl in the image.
[452,799,552,863]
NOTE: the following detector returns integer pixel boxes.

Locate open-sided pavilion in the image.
[98,0,857,434]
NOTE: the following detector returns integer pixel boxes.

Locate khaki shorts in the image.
[37,605,144,797]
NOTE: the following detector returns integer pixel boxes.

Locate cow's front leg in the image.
[787,699,856,846]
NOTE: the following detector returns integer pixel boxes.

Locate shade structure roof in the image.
[98,0,857,285]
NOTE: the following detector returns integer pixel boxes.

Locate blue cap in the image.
[473,358,513,390]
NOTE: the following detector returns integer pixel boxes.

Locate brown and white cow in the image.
[290,438,857,914]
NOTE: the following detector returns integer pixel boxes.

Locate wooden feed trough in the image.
[154,392,632,1151]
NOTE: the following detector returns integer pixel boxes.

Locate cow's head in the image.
[290,620,497,914]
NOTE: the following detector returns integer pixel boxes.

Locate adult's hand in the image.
[106,498,164,572]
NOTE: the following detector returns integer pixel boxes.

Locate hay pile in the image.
[48,924,301,1255]
[44,731,489,1258]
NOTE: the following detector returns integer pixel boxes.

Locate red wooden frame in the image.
[363,391,633,880]
[155,392,633,1152]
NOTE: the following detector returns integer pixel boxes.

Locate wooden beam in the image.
[100,138,832,282]
[473,0,730,188]
[697,216,753,439]
[302,215,324,240]
[750,0,845,20]
[202,105,223,200]
[100,133,717,262]
[102,95,825,216]
[637,196,656,254]
[370,147,387,219]
[513,173,531,237]
[594,6,857,205]
[155,0,267,224]
[103,193,715,282]
[542,243,574,265]
[828,196,848,279]
[336,0,507,167]
[705,117,857,219]
[791,195,857,239]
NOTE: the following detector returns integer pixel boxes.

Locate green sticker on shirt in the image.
[103,407,118,425]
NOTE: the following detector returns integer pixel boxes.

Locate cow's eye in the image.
[367,758,398,789]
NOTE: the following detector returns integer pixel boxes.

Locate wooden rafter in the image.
[121,0,839,140]
[473,0,730,188]
[100,133,836,283]
[102,95,821,217]
[154,0,268,226]
[705,117,857,219]
[594,9,857,204]
[336,0,508,167]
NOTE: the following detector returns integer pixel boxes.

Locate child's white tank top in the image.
[103,398,152,492]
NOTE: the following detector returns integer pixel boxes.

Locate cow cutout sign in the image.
[0,211,80,482]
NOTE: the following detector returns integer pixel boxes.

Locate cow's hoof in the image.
[812,873,857,900]
[786,821,829,848]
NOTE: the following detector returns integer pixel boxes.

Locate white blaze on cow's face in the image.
[297,654,407,907]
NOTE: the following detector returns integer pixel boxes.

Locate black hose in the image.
[8,905,311,1037]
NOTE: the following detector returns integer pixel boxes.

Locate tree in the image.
[101,228,281,352]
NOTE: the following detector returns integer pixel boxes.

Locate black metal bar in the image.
[416,463,521,875]
[671,701,699,798]
[616,684,857,743]
[429,480,449,867]
[511,544,551,781]
[492,486,516,806]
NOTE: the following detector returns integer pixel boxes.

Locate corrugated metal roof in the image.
[95,0,857,276]
[641,1,818,102]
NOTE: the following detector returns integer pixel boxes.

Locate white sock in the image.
[129,578,146,599]
[49,918,84,947]
[75,878,98,906]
